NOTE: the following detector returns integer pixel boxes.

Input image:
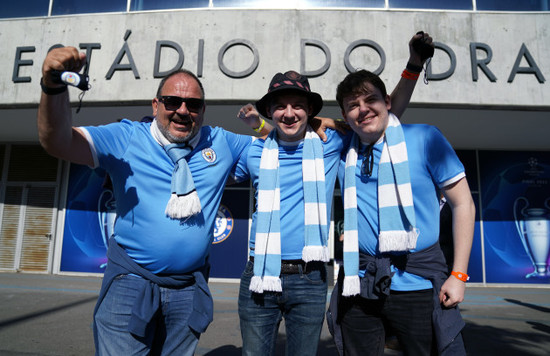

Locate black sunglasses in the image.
[158,96,205,112]
[361,144,374,178]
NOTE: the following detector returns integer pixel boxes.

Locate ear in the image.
[152,97,159,116]
[385,94,391,111]
[341,109,350,124]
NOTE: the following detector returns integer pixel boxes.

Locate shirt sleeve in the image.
[223,130,253,163]
[219,129,252,182]
[424,125,465,188]
[231,141,252,183]
[79,119,135,171]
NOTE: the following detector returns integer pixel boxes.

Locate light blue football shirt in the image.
[339,124,465,291]
[82,120,251,274]
[234,128,350,259]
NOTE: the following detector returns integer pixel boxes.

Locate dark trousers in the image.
[340,289,437,356]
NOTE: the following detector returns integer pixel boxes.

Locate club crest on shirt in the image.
[201,148,217,163]
[213,205,233,244]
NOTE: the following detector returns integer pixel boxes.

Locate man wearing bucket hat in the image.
[234,70,348,356]
[233,32,433,356]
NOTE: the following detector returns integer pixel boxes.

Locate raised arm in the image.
[390,32,434,118]
[237,103,273,138]
[439,178,476,308]
[37,47,94,166]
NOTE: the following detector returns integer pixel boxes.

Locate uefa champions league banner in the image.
[59,151,550,284]
[60,164,110,273]
[455,150,483,283]
[480,151,550,284]
[60,164,249,277]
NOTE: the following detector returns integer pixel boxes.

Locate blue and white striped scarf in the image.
[151,119,202,219]
[342,113,418,296]
[249,126,329,293]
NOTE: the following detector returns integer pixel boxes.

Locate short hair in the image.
[156,69,205,99]
[336,70,387,110]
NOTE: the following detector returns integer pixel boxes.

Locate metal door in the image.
[0,185,57,272]
[0,144,59,273]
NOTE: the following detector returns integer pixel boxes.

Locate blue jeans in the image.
[94,274,200,356]
[238,261,328,356]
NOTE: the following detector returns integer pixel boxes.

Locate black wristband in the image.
[406,61,423,73]
[40,78,67,95]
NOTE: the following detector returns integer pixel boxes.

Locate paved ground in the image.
[0,272,549,355]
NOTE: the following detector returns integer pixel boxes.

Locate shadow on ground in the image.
[0,296,98,329]
[463,321,550,356]
[203,336,337,355]
[203,320,550,356]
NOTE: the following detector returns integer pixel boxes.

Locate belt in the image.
[249,256,325,275]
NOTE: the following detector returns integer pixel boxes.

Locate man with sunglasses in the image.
[328,70,475,355]
[233,32,434,356]
[38,48,253,355]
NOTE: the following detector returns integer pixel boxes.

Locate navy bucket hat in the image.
[255,70,323,119]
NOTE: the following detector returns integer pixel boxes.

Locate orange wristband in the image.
[401,69,420,81]
[451,271,469,282]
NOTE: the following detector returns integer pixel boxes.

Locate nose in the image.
[284,104,294,118]
[176,101,190,115]
[358,100,369,114]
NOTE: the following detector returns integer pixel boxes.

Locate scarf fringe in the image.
[342,275,360,297]
[302,245,330,262]
[249,276,264,293]
[262,276,283,292]
[249,275,282,293]
[165,191,202,219]
[378,230,418,253]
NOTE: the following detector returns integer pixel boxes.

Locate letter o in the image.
[218,39,259,78]
[344,40,386,75]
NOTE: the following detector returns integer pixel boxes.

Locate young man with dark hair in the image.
[329,69,475,355]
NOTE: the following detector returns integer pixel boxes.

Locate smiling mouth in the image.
[281,120,298,127]
[358,116,375,124]
[171,118,193,126]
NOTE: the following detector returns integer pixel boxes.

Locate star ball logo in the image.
[213,204,233,244]
[524,156,544,177]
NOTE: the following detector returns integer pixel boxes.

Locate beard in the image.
[157,120,196,144]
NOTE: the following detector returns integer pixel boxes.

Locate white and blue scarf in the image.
[151,119,202,219]
[249,126,329,293]
[341,113,418,296]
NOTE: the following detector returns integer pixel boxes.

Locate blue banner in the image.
[60,164,109,273]
[480,151,550,284]
[61,164,250,278]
